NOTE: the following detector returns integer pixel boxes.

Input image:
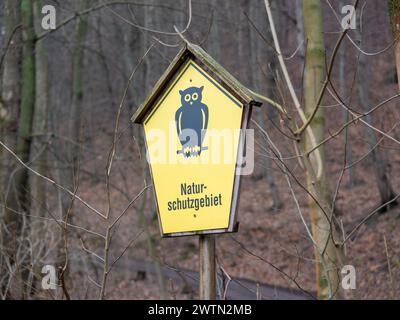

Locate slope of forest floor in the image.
[70,104,400,299]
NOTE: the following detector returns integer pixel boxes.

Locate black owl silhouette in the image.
[175,86,209,157]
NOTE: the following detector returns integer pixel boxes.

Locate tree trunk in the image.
[6,0,35,298]
[0,0,22,299]
[55,1,90,292]
[68,1,90,177]
[251,1,282,210]
[303,0,344,299]
[1,0,21,208]
[26,0,49,293]
[388,0,400,90]
[0,0,21,158]
[208,0,220,60]
[295,0,305,63]
[15,0,35,208]
[57,0,90,222]
[142,4,168,300]
[238,0,253,88]
[29,0,48,215]
[339,0,356,188]
[355,22,397,212]
[138,127,168,299]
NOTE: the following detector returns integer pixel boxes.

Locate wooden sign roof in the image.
[132,41,261,124]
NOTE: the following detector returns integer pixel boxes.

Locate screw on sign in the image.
[132,41,261,299]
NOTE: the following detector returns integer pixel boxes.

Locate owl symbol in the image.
[175,86,209,158]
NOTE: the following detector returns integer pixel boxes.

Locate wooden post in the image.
[199,234,216,300]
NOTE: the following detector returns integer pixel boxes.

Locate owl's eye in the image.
[192,93,198,101]
[184,94,191,102]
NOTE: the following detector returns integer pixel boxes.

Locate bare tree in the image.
[0,0,22,298]
[139,3,168,300]
[356,11,397,212]
[0,0,21,198]
[9,0,36,298]
[303,0,344,299]
[388,0,400,90]
[338,0,356,188]
[249,0,282,210]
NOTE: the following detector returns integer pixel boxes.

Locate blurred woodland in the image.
[1,0,400,300]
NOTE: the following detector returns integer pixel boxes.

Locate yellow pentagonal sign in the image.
[133,44,259,236]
